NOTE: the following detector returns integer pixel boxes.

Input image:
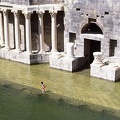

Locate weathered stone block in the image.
[90,63,120,81]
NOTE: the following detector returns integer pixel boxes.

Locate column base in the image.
[25,51,32,55]
[15,49,21,53]
[0,43,5,47]
[4,47,11,51]
[38,49,45,54]
[51,49,58,53]
[66,55,75,58]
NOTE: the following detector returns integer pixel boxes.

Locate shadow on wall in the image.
[30,0,64,5]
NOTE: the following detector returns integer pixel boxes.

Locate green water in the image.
[0,59,120,120]
[0,84,119,120]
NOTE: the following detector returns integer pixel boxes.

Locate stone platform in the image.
[90,52,120,81]
[90,63,120,81]
[49,43,85,72]
[0,48,50,64]
[49,52,79,72]
[49,52,86,72]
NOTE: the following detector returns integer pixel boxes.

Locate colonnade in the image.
[0,8,58,54]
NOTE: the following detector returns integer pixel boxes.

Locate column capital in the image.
[37,10,45,14]
[2,9,8,16]
[12,10,20,18]
[50,11,57,18]
[23,12,32,19]
[14,11,19,18]
[24,13,31,19]
[37,11,44,18]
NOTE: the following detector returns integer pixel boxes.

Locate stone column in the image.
[0,12,4,46]
[14,10,20,51]
[38,11,45,53]
[66,42,74,58]
[3,9,10,50]
[93,52,102,64]
[24,12,32,54]
[50,11,57,52]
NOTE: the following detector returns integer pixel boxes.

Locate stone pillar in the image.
[50,11,57,52]
[0,12,4,46]
[24,12,32,54]
[14,10,20,51]
[3,9,10,50]
[93,52,102,64]
[66,42,74,58]
[38,11,45,53]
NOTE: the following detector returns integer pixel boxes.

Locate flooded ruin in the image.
[0,59,120,119]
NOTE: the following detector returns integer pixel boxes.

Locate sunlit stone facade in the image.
[0,0,64,64]
[63,0,120,81]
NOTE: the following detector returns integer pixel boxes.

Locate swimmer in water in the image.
[41,82,46,94]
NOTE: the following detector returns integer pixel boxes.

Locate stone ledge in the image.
[0,49,50,64]
[90,63,120,81]
[49,52,85,72]
[49,56,78,72]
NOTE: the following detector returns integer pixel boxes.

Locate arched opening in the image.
[81,23,103,65]
[81,23,103,34]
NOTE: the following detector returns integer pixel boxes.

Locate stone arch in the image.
[80,23,104,64]
[81,23,103,34]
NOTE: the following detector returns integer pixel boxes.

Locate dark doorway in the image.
[90,40,101,63]
[84,39,101,64]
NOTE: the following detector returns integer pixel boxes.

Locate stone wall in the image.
[0,0,64,5]
[64,0,120,59]
[0,49,50,64]
[1,0,30,5]
[30,0,64,5]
